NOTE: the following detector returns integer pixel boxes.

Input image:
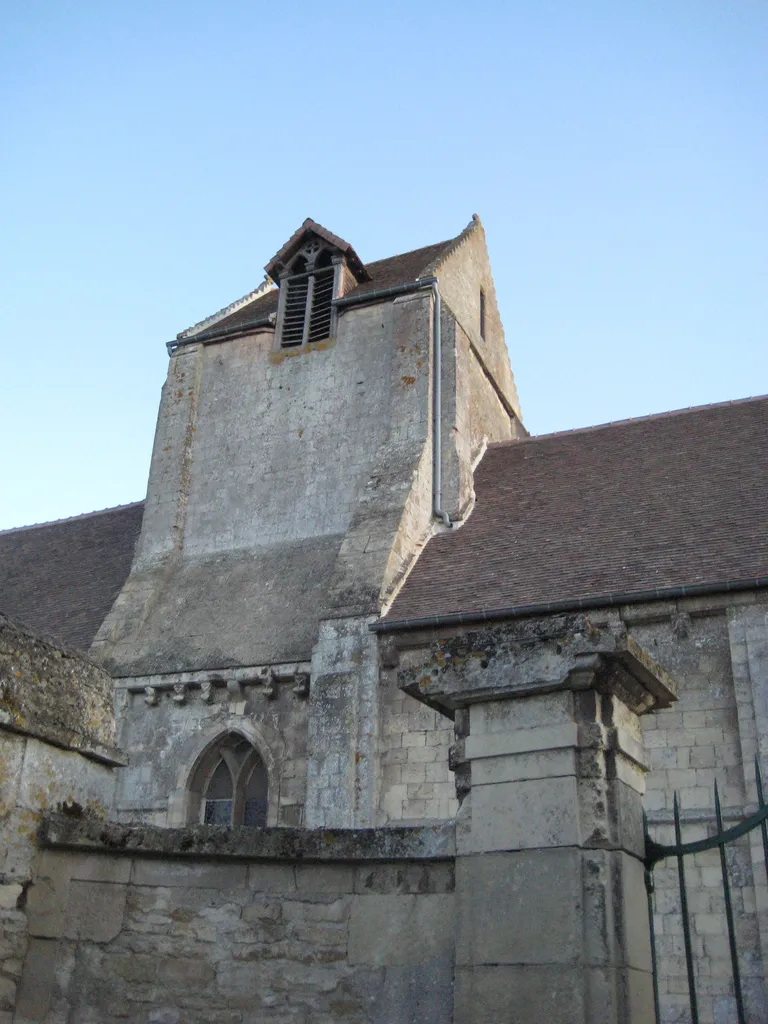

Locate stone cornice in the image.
[397,613,677,714]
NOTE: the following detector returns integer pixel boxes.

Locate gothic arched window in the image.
[189,734,268,827]
[277,244,337,348]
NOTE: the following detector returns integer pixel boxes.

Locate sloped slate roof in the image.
[384,397,768,626]
[0,502,144,650]
[199,238,455,336]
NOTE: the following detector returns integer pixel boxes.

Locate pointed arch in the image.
[187,731,268,827]
[166,717,284,827]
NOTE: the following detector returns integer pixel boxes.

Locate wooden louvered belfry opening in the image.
[281,275,310,346]
[278,244,337,348]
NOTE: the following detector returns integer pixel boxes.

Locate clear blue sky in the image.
[1,1,766,530]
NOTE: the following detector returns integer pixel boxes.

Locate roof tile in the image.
[0,503,144,649]
[386,396,768,623]
[203,238,455,335]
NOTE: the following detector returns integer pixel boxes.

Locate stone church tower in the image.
[91,215,524,831]
[3,215,767,1024]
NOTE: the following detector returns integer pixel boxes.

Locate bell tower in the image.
[92,215,525,828]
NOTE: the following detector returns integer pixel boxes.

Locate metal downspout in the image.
[333,277,453,528]
[428,280,453,528]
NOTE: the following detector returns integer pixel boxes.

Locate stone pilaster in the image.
[305,616,380,828]
[398,613,677,1024]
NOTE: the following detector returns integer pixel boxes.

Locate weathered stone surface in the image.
[0,884,22,911]
[41,813,456,861]
[467,776,580,852]
[94,242,518,681]
[348,893,454,966]
[306,617,380,828]
[372,959,455,1024]
[0,612,121,763]
[353,860,454,895]
[132,858,248,889]
[63,880,127,942]
[455,849,581,966]
[114,669,310,829]
[247,862,297,893]
[15,842,457,1024]
[398,613,676,713]
[14,937,57,1021]
[376,662,457,824]
[454,964,584,1024]
[0,618,121,1018]
[455,961,653,1024]
[295,864,357,894]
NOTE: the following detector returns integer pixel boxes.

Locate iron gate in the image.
[644,758,768,1024]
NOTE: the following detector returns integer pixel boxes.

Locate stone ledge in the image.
[39,813,455,862]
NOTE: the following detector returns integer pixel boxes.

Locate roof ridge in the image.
[418,214,482,278]
[0,500,145,536]
[488,394,768,448]
[361,238,454,273]
[178,222,480,337]
[177,278,276,341]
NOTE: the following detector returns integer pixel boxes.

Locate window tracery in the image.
[277,242,338,348]
[189,733,268,827]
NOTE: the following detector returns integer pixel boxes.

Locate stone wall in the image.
[305,616,458,830]
[0,615,121,1021]
[0,613,118,762]
[388,595,768,1023]
[16,816,455,1024]
[93,290,442,676]
[376,656,457,825]
[630,597,768,1024]
[112,665,309,827]
[434,216,522,423]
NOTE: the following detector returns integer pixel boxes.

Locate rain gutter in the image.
[369,576,768,633]
[166,314,275,355]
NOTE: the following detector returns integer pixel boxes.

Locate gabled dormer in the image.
[265,219,370,349]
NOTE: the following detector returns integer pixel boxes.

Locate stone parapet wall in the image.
[0,610,121,1019]
[0,613,120,763]
[0,617,120,1022]
[15,816,455,1024]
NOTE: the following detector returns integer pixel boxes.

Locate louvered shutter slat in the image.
[308,268,334,343]
[281,278,309,345]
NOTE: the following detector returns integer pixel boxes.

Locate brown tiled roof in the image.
[384,397,768,625]
[0,502,144,650]
[264,218,370,283]
[200,238,456,336]
[348,240,454,296]
[195,288,279,334]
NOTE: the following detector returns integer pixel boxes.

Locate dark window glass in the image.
[204,799,233,824]
[206,759,232,799]
[194,735,270,828]
[203,759,233,825]
[243,799,268,826]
